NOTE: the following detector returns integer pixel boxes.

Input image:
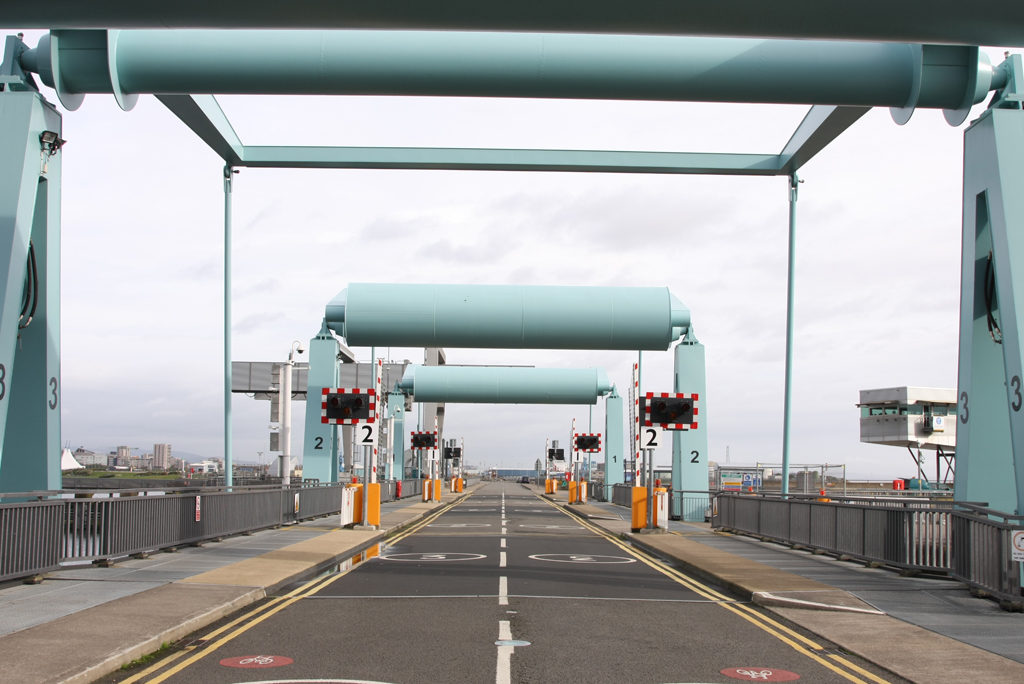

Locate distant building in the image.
[153,444,171,469]
[72,448,106,468]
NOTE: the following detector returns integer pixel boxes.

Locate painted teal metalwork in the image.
[223,165,233,487]
[604,387,624,500]
[671,331,708,521]
[388,391,405,480]
[0,39,63,495]
[780,174,798,496]
[398,365,612,405]
[328,283,689,351]
[954,58,1024,514]
[302,320,341,484]
[20,30,991,112]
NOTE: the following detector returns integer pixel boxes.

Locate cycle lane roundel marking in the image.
[720,667,800,681]
[220,655,294,668]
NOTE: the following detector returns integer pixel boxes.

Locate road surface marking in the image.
[528,553,636,564]
[499,576,508,605]
[496,621,513,684]
[537,494,888,684]
[501,538,506,548]
[500,551,507,567]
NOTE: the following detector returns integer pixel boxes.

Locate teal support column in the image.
[0,71,63,495]
[604,387,624,500]
[955,81,1024,515]
[388,391,405,481]
[671,331,708,521]
[223,165,233,487]
[302,320,341,483]
[780,174,799,496]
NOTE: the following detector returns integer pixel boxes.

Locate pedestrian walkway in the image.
[0,485,477,684]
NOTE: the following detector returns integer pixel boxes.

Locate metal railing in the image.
[674,490,713,521]
[612,483,632,507]
[713,493,1023,607]
[0,477,433,584]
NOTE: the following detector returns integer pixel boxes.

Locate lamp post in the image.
[280,340,305,487]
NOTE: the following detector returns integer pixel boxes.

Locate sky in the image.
[7,28,1012,480]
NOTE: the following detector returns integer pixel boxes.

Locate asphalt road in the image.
[131,483,906,684]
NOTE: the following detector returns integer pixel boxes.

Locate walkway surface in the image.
[0,487,471,684]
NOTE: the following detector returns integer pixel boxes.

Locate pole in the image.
[281,350,292,487]
[781,173,799,496]
[647,449,654,529]
[637,350,643,487]
[364,346,374,524]
[223,165,233,488]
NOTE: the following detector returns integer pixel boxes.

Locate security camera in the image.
[297,343,306,354]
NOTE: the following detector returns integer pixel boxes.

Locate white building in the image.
[153,443,171,469]
[858,387,957,452]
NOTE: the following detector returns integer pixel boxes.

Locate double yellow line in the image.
[123,493,472,683]
[540,495,892,684]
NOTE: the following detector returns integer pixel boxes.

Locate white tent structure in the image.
[60,448,83,471]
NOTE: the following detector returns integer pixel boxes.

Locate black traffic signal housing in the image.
[443,447,454,459]
[411,433,437,449]
[575,435,600,451]
[453,447,462,459]
[548,448,565,461]
[645,396,694,426]
[324,393,370,421]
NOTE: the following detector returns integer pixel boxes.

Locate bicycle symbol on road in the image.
[240,656,276,665]
[720,666,800,681]
[219,654,295,669]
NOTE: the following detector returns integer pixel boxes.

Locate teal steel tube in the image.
[23,30,989,110]
[398,365,613,404]
[327,283,690,350]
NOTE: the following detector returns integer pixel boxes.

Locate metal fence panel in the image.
[0,501,63,582]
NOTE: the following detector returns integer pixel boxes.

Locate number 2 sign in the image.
[642,426,662,449]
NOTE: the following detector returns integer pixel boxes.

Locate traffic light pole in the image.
[647,448,654,529]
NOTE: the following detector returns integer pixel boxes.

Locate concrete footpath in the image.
[544,487,1024,684]
[0,484,480,684]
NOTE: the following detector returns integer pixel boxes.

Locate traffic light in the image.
[548,448,565,461]
[575,435,600,451]
[644,395,695,426]
[411,433,437,449]
[443,447,454,459]
[324,393,370,421]
[453,447,462,459]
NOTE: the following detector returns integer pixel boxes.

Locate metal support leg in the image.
[223,165,233,487]
[672,330,708,520]
[955,102,1024,515]
[303,319,341,482]
[387,392,405,481]
[603,388,624,501]
[0,85,63,495]
[781,174,799,496]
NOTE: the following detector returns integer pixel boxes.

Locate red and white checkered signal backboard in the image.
[321,387,377,425]
[642,392,698,430]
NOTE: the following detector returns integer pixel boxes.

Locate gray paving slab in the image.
[0,520,329,636]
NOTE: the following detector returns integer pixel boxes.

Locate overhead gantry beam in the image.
[1,1,1023,47]
[155,94,859,176]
